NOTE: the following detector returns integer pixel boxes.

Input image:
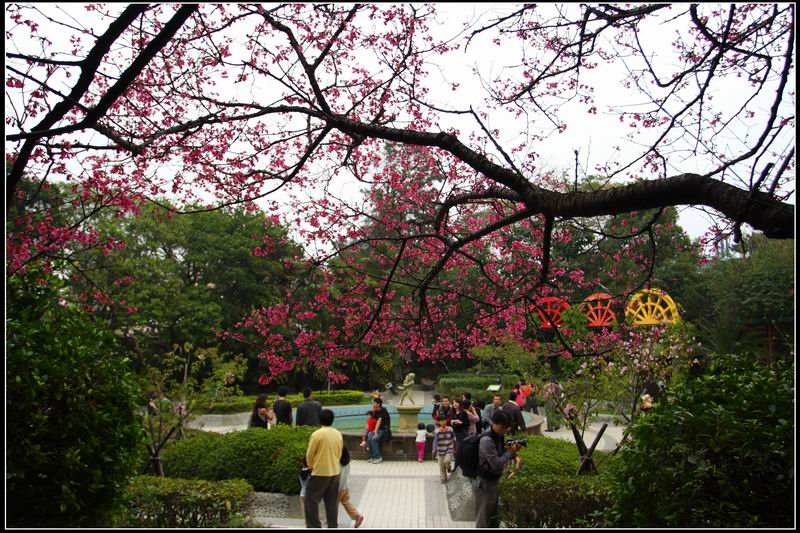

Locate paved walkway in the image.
[253,460,474,528]
[540,411,627,453]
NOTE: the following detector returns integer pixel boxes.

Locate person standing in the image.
[431,394,442,422]
[304,409,343,528]
[248,394,274,429]
[519,381,532,402]
[475,410,523,528]
[432,417,456,483]
[522,381,539,415]
[514,383,527,409]
[272,385,293,425]
[415,422,428,462]
[464,399,480,435]
[501,391,526,435]
[338,446,364,528]
[450,399,470,469]
[474,399,488,432]
[433,395,454,424]
[368,397,391,464]
[296,387,323,427]
[482,394,503,429]
[461,392,480,423]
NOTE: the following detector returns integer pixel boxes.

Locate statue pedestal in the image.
[395,404,423,433]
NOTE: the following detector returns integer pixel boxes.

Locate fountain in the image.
[393,372,424,432]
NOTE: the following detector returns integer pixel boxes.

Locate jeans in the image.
[368,429,386,459]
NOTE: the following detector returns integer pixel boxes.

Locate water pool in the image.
[190,404,537,434]
[331,405,435,432]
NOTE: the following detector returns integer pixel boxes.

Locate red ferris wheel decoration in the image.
[531,297,570,329]
[581,292,617,328]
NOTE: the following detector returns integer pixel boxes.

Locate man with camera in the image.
[476,410,525,528]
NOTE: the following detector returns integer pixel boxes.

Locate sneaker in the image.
[359,441,367,448]
[367,458,375,463]
[373,457,383,464]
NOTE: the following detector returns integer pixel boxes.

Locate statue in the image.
[393,372,423,434]
[397,372,416,405]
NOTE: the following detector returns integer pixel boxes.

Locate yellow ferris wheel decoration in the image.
[625,288,681,326]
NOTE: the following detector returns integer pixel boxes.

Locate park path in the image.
[255,388,473,528]
[253,460,474,529]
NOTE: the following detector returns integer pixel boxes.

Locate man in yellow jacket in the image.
[305,409,344,528]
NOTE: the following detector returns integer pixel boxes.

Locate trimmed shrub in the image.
[499,435,619,527]
[204,390,369,414]
[437,374,519,404]
[7,274,143,527]
[605,353,794,527]
[162,426,315,493]
[115,475,254,527]
[158,430,224,481]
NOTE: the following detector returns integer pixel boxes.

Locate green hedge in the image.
[499,435,618,527]
[436,374,520,404]
[161,426,314,494]
[605,353,794,527]
[114,476,254,527]
[203,390,369,414]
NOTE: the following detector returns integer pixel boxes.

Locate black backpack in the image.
[457,431,495,478]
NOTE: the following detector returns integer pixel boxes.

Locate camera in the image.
[506,439,528,448]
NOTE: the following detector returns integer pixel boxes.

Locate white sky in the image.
[425,4,795,240]
[5,3,795,245]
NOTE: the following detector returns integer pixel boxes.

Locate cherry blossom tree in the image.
[6,4,795,382]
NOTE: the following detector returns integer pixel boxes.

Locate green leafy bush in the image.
[499,435,619,527]
[204,390,369,414]
[158,430,224,480]
[437,374,519,404]
[606,353,794,527]
[6,273,143,527]
[162,426,315,493]
[115,475,254,527]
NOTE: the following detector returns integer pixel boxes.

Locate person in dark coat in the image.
[272,385,293,425]
[501,391,526,435]
[296,388,322,427]
[475,410,523,527]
